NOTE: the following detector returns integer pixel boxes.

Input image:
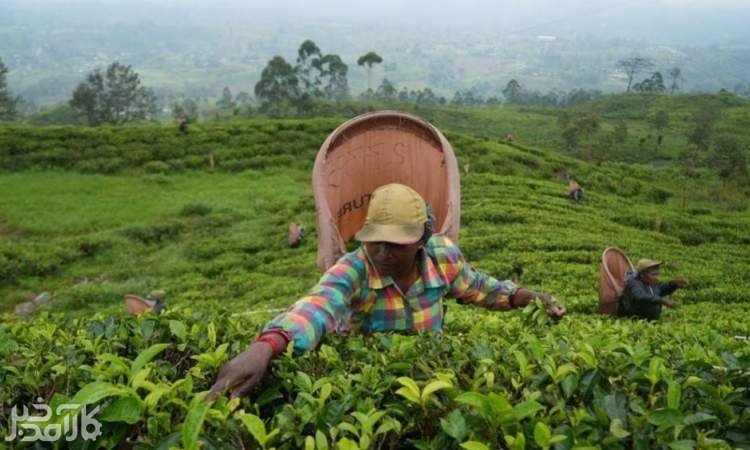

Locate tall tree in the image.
[633,72,666,93]
[668,67,685,94]
[235,91,252,105]
[617,57,654,93]
[357,51,383,92]
[648,109,670,146]
[69,62,156,126]
[216,86,236,112]
[613,120,628,144]
[254,56,299,118]
[461,89,484,106]
[375,78,398,102]
[709,135,748,188]
[502,79,523,104]
[676,144,702,209]
[560,112,601,150]
[317,54,349,102]
[0,57,21,120]
[687,100,719,151]
[171,98,199,122]
[450,91,465,108]
[651,72,666,93]
[416,88,439,106]
[293,40,349,110]
[296,40,323,98]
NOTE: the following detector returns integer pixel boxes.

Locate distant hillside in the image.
[409,93,750,171]
[1,114,748,313]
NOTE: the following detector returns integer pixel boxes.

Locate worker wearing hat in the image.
[209,183,566,399]
[617,258,689,320]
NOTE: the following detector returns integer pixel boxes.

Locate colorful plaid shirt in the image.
[264,235,518,353]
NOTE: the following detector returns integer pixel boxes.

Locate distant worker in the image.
[124,289,167,315]
[208,183,566,399]
[177,117,188,133]
[567,179,583,202]
[617,259,689,320]
[287,223,305,248]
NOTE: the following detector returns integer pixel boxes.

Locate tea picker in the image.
[599,248,688,320]
[208,183,566,400]
[207,112,567,400]
[124,289,167,315]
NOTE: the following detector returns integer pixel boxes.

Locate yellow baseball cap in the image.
[354,183,427,244]
[636,259,662,273]
[147,290,166,300]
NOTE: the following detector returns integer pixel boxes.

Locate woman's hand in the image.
[663,298,679,309]
[511,288,567,319]
[538,292,567,319]
[672,277,689,288]
[545,299,567,319]
[207,342,274,400]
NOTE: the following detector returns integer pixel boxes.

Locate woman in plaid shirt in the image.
[209,183,566,399]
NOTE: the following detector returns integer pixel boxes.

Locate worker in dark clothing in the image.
[617,259,688,320]
[177,117,188,133]
[567,179,583,202]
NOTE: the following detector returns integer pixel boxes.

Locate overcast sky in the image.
[3,0,750,45]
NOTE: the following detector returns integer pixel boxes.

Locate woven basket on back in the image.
[599,247,635,315]
[124,294,157,315]
[313,111,461,271]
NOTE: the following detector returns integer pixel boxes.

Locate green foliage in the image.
[503,79,523,105]
[255,56,300,118]
[559,112,601,150]
[648,109,670,135]
[668,68,685,95]
[143,160,172,174]
[0,114,749,448]
[27,102,79,125]
[294,41,350,113]
[172,98,200,122]
[357,51,383,91]
[317,54,349,103]
[0,57,21,121]
[69,62,157,126]
[179,203,213,217]
[633,72,667,94]
[687,99,720,151]
[3,305,746,448]
[122,220,184,244]
[709,135,748,183]
[0,119,340,173]
[617,57,654,93]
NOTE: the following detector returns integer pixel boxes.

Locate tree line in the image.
[1,48,747,196]
[0,59,21,121]
[616,57,685,94]
[7,44,747,126]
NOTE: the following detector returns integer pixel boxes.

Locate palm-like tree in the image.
[357,51,383,92]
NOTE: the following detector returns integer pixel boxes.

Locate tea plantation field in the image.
[0,118,748,449]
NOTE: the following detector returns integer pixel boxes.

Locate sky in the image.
[4,0,749,45]
[2,0,749,99]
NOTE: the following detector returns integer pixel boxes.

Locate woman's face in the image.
[364,241,422,278]
[643,269,660,285]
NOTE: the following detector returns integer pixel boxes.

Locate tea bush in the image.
[1,302,747,449]
[1,116,749,448]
